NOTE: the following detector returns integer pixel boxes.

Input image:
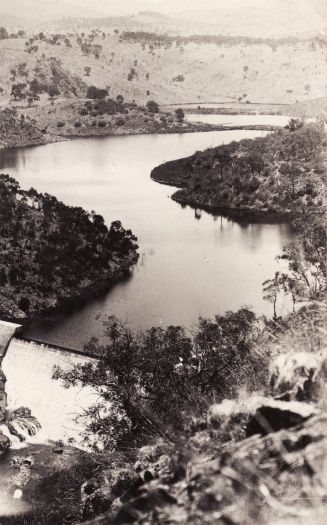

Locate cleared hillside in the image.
[0,30,326,107]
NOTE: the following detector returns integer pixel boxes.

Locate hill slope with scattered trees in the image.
[0,28,325,108]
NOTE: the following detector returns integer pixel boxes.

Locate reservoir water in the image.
[0,121,292,350]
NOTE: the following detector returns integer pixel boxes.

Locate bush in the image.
[115,117,125,126]
[54,309,263,451]
[86,85,108,100]
[79,108,88,116]
[56,120,65,128]
[19,296,30,312]
[146,100,159,113]
[98,120,106,128]
[74,121,82,128]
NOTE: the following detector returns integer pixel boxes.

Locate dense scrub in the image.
[151,122,326,215]
[54,308,265,452]
[0,174,138,320]
[0,108,45,148]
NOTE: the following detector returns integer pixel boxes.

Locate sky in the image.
[0,0,326,34]
[0,0,325,17]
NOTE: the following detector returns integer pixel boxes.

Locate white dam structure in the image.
[0,321,97,446]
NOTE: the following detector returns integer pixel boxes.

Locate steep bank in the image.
[151,122,326,216]
[0,174,139,322]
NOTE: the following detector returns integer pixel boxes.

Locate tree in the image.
[146,100,159,113]
[11,83,26,101]
[286,118,303,132]
[53,308,260,451]
[280,275,305,313]
[48,84,60,99]
[262,271,284,320]
[84,66,91,76]
[279,161,302,199]
[175,108,185,123]
[277,212,326,299]
[214,146,231,179]
[87,86,108,100]
[116,94,124,104]
[0,27,9,40]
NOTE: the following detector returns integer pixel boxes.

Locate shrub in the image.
[79,108,88,116]
[115,117,125,126]
[146,100,159,113]
[86,85,108,100]
[74,120,82,128]
[19,296,30,312]
[56,120,65,128]
[98,120,106,127]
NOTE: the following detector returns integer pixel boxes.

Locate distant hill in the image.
[0,29,325,107]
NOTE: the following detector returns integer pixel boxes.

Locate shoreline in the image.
[170,191,293,223]
[0,119,280,152]
[0,253,138,328]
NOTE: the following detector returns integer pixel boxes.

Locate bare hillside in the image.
[0,30,326,107]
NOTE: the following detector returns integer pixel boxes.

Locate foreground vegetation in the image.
[0,174,139,321]
[151,121,326,215]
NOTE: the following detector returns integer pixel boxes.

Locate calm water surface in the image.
[186,113,291,126]
[0,126,292,349]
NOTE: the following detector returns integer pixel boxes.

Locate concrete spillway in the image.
[0,321,97,446]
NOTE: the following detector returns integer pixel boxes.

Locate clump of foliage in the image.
[0,175,138,319]
[54,308,264,451]
[84,97,125,116]
[86,85,109,100]
[262,210,326,319]
[146,100,159,113]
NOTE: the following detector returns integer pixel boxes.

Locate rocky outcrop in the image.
[270,350,327,401]
[83,412,327,525]
[208,396,317,436]
[81,466,142,521]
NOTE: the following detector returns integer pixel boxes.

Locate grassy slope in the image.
[0,33,326,108]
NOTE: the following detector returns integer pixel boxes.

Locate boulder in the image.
[270,350,327,401]
[81,467,141,521]
[208,395,316,436]
[245,401,316,436]
[6,406,41,441]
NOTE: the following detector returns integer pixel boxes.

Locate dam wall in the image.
[0,321,22,360]
[0,321,97,446]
